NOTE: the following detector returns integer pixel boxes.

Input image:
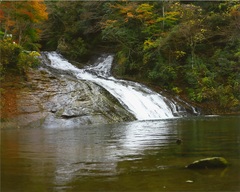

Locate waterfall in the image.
[44,52,189,120]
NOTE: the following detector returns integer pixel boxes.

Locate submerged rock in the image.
[186,157,228,169]
[176,139,182,145]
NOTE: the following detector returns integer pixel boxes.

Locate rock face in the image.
[186,157,228,169]
[1,67,135,128]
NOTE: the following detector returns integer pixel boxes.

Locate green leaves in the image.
[0,37,40,75]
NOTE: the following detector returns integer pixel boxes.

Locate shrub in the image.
[0,37,22,67]
[17,51,40,73]
[0,37,40,75]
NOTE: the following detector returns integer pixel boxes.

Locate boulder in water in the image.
[186,157,228,169]
[176,139,182,145]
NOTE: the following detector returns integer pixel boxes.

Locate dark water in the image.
[1,116,240,191]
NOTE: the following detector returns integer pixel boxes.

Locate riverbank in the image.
[1,51,240,127]
[1,58,239,129]
[111,69,240,116]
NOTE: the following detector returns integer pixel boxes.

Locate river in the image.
[1,116,240,191]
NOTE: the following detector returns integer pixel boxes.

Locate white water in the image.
[45,52,176,120]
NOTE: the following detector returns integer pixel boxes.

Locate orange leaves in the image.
[127,12,134,18]
[1,1,48,24]
[0,0,48,48]
[20,10,34,21]
[30,0,48,22]
[110,2,137,23]
[112,2,138,15]
[0,9,4,20]
[0,3,15,32]
[108,2,156,24]
[15,1,48,22]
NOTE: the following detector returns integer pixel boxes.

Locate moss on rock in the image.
[186,157,228,169]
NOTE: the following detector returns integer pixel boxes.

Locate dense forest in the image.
[1,0,240,114]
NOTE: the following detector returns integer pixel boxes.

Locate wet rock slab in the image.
[1,67,135,128]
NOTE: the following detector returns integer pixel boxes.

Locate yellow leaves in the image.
[136,3,153,15]
[194,29,206,43]
[172,87,182,94]
[155,11,180,26]
[156,17,165,22]
[175,51,186,59]
[143,40,157,64]
[143,38,161,51]
[119,6,131,14]
[136,3,153,21]
[200,28,207,33]
[189,20,195,25]
[29,51,40,57]
[165,11,180,18]
[144,39,155,50]
[111,3,155,23]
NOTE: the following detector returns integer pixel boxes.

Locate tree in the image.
[40,1,106,60]
[0,0,48,50]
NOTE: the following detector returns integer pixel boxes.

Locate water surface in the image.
[1,116,240,191]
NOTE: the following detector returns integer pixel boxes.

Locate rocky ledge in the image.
[1,67,135,129]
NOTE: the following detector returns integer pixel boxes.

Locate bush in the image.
[0,37,40,76]
[148,60,177,87]
[17,51,40,73]
[0,37,22,67]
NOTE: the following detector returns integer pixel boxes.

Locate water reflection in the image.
[1,116,240,191]
[51,120,176,185]
[118,120,176,151]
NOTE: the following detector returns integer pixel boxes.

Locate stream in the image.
[1,116,240,191]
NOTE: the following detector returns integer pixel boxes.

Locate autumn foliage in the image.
[0,1,47,79]
[0,1,239,113]
[0,0,48,50]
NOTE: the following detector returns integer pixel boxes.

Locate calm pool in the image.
[1,116,240,191]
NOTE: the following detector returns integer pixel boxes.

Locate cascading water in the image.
[44,52,189,120]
